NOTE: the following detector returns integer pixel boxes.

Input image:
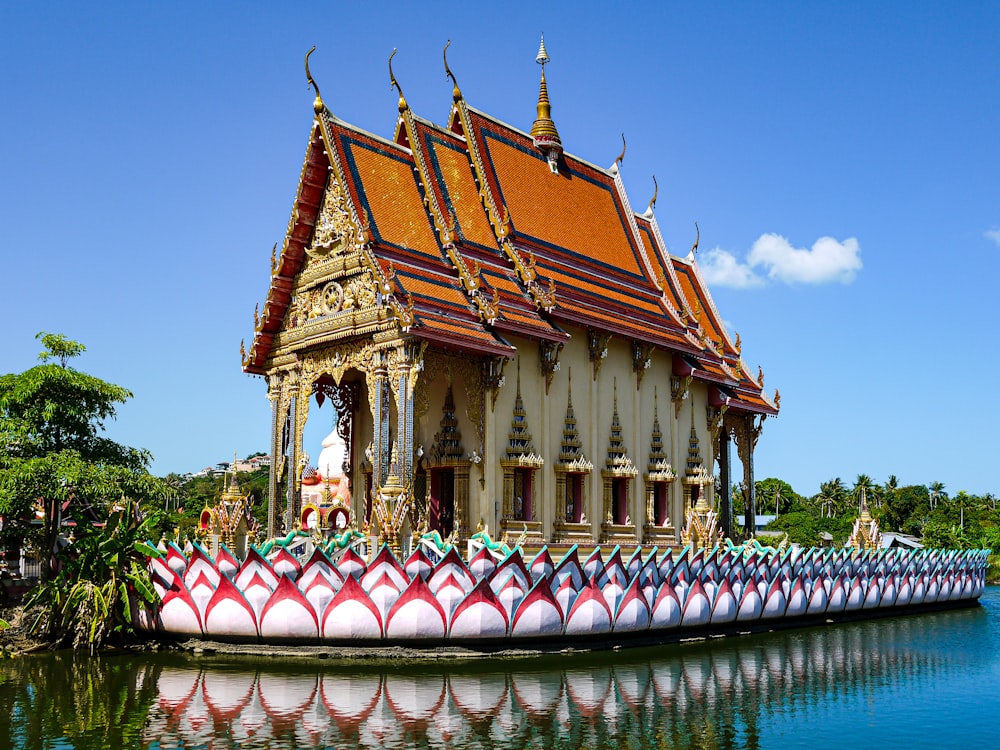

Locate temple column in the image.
[285,391,298,533]
[718,427,732,540]
[708,401,730,539]
[265,374,285,539]
[732,412,764,540]
[291,376,312,529]
[368,353,391,490]
[392,342,423,485]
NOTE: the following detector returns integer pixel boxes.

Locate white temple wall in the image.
[469,328,717,545]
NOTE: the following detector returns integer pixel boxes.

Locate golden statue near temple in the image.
[680,466,722,548]
[198,456,260,557]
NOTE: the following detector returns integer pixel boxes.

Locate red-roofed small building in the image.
[244,41,778,551]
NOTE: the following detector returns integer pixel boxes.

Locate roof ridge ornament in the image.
[688,221,700,259]
[647,175,658,215]
[305,46,324,114]
[612,132,626,172]
[443,40,462,102]
[388,48,407,112]
[529,34,563,174]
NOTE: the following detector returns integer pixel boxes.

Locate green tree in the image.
[0,333,166,581]
[756,478,801,516]
[814,478,847,518]
[851,473,881,511]
[879,484,929,536]
[922,519,962,550]
[764,511,818,546]
[928,480,947,509]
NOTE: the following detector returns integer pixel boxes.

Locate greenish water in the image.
[2,588,999,749]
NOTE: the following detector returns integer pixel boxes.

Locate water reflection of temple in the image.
[242,39,778,553]
[140,613,964,750]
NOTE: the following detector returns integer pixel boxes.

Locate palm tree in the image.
[852,474,879,512]
[816,478,847,518]
[929,481,946,510]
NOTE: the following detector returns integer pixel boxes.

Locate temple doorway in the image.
[430,468,455,536]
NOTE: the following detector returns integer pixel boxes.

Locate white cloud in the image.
[702,233,862,288]
[748,233,861,284]
[700,248,765,289]
[986,228,1000,247]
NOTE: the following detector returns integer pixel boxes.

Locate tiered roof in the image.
[244,43,777,418]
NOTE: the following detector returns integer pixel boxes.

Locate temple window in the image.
[653,482,669,525]
[611,478,629,524]
[513,468,533,521]
[499,362,545,544]
[566,474,584,523]
[552,370,594,542]
[599,380,638,543]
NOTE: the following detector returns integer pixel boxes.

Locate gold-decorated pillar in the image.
[368,351,390,490]
[265,374,286,539]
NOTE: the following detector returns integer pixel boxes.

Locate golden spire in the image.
[529,34,563,172]
[304,46,324,114]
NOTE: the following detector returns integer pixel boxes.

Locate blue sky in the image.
[2,2,998,498]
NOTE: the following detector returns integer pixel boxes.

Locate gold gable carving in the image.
[307,170,367,260]
[286,269,381,333]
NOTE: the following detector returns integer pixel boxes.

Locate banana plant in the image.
[26,499,162,653]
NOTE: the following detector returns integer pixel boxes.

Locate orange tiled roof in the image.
[329,128,443,266]
[418,125,498,251]
[404,114,565,345]
[635,217,688,316]
[671,257,734,357]
[245,75,776,415]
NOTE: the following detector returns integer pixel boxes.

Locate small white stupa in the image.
[317,428,348,482]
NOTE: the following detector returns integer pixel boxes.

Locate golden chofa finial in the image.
[614,133,626,170]
[648,175,658,213]
[689,221,700,257]
[305,46,324,114]
[388,48,407,112]
[443,40,462,101]
[530,33,562,174]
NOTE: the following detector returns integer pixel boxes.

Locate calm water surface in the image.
[3,588,999,749]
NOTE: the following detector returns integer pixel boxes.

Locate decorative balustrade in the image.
[141,542,989,644]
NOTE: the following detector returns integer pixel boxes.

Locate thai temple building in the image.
[242,39,779,554]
